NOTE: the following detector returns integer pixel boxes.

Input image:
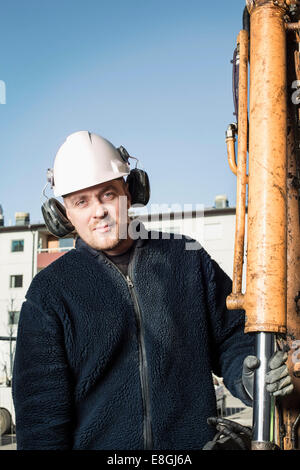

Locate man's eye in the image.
[76,200,86,207]
[103,192,114,200]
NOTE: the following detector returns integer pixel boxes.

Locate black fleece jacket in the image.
[12,232,254,450]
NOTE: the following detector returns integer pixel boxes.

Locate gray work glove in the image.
[242,350,294,400]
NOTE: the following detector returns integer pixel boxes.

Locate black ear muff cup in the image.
[126,169,150,206]
[41,198,75,238]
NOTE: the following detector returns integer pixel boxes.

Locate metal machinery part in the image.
[252,333,276,448]
[0,408,11,436]
[226,0,300,450]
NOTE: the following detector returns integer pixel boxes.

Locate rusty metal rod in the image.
[233,29,249,296]
[286,21,300,30]
[226,29,249,311]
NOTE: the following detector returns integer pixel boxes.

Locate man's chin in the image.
[77,225,129,252]
[83,232,122,252]
[91,238,121,252]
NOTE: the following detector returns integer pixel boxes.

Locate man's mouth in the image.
[93,224,112,233]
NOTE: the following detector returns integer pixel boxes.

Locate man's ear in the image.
[125,183,131,209]
[63,199,72,223]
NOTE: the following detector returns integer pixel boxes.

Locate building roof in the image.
[0,223,48,233]
[134,207,237,222]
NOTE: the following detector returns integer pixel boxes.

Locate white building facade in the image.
[0,223,75,385]
[136,207,238,278]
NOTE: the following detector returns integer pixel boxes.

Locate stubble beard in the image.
[82,221,129,252]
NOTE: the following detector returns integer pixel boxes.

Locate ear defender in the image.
[41,198,75,238]
[126,169,150,206]
[118,145,150,206]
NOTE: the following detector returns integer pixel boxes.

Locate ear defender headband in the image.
[118,146,150,208]
[41,146,150,238]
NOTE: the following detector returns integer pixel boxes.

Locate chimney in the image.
[0,204,3,227]
[15,212,30,226]
[214,195,229,209]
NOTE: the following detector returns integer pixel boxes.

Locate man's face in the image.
[64,179,131,254]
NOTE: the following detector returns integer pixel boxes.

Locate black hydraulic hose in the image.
[291,412,300,449]
[232,7,250,119]
[243,6,251,66]
[231,6,251,146]
[243,6,250,38]
[215,424,248,450]
[207,417,252,450]
[207,417,252,438]
[231,47,239,119]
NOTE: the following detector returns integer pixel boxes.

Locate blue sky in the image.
[0,0,246,225]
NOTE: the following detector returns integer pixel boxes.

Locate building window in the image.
[8,311,20,325]
[10,275,23,288]
[11,239,24,252]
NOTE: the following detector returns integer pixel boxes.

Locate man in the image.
[12,131,293,450]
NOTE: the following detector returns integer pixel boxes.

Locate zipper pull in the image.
[126,275,134,288]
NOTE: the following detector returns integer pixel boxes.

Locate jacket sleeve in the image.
[201,248,255,406]
[12,297,74,450]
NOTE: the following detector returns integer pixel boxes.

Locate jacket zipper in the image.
[102,254,153,450]
[126,269,153,450]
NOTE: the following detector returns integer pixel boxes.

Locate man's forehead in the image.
[64,179,123,201]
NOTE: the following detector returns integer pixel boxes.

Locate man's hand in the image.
[242,350,294,400]
[266,351,294,397]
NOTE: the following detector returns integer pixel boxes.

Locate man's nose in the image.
[92,199,108,218]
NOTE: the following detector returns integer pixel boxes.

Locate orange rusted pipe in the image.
[241,1,288,450]
[226,138,236,176]
[226,123,249,184]
[278,28,300,450]
[243,2,287,334]
[226,30,249,310]
[226,124,238,176]
[282,108,300,449]
[226,0,300,451]
[232,29,248,296]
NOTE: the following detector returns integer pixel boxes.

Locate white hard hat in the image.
[51,131,131,197]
